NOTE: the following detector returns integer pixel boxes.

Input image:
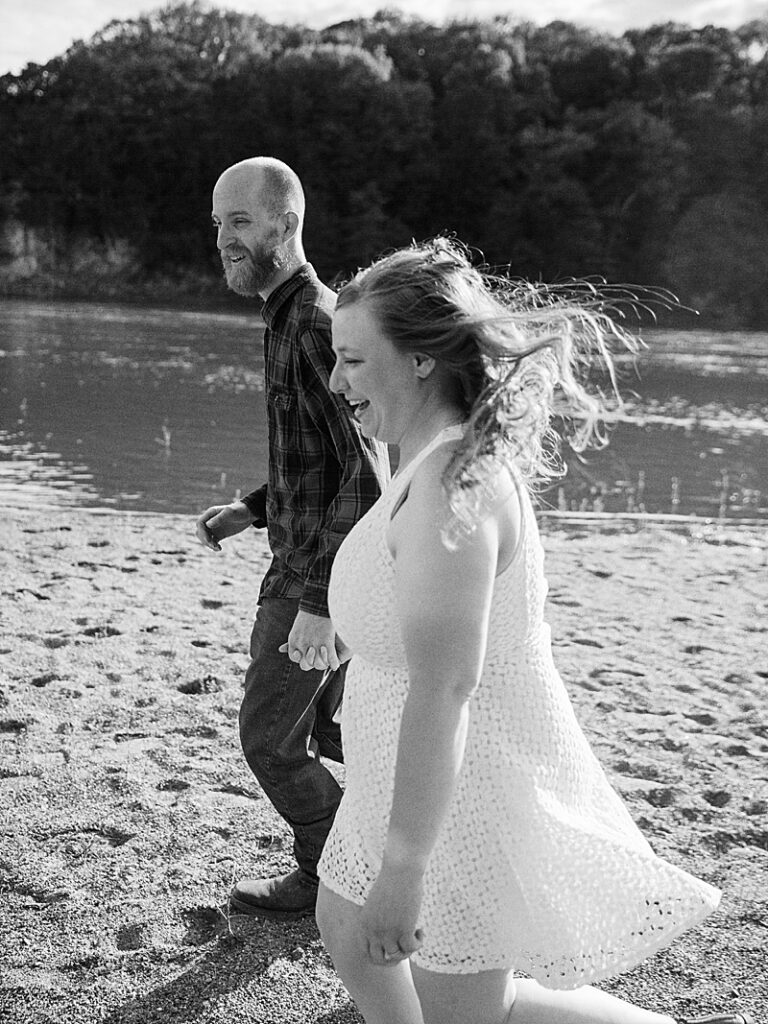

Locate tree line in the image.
[1,2,768,325]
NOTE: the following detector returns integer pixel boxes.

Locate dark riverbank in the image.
[0,271,251,315]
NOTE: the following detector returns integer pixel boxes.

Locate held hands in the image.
[278,609,351,672]
[360,862,425,967]
[195,501,255,551]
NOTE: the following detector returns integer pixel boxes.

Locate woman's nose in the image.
[329,361,344,394]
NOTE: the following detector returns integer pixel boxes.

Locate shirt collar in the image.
[261,263,316,328]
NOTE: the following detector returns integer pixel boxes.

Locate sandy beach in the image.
[1,509,766,1023]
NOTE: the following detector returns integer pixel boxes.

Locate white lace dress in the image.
[319,426,719,987]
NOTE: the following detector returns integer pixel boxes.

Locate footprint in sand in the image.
[0,718,31,733]
[703,790,732,808]
[256,833,284,848]
[116,922,155,951]
[589,667,645,684]
[645,788,678,808]
[43,636,68,649]
[684,711,718,727]
[212,783,261,801]
[31,672,60,687]
[177,675,224,695]
[82,625,122,638]
[157,778,191,793]
[182,906,222,945]
[576,678,602,692]
[172,725,219,739]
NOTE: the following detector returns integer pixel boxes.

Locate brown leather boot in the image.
[229,869,318,919]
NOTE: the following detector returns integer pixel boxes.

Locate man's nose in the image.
[217,224,232,250]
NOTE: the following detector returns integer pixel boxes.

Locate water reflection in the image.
[0,299,266,512]
[1,300,767,519]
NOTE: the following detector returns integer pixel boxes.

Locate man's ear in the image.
[281,211,300,243]
[413,353,436,379]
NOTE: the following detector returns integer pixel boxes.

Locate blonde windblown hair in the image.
[336,236,650,548]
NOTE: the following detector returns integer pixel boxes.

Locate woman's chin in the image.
[357,416,379,441]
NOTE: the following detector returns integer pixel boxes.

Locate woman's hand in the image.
[360,862,425,967]
[278,610,340,672]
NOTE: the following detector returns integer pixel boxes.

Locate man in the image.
[197,157,389,918]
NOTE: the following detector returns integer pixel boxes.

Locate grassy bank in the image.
[1,510,766,1023]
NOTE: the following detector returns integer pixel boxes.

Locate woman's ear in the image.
[413,353,436,379]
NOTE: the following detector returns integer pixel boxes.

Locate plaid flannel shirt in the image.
[242,264,390,618]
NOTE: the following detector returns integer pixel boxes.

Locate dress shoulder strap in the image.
[385,424,465,521]
[393,424,466,487]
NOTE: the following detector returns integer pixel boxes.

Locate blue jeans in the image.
[239,597,345,882]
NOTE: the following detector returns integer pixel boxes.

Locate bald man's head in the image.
[212,157,306,298]
[217,157,305,225]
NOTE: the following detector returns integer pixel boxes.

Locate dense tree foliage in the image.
[1,2,767,324]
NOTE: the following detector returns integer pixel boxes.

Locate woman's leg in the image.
[318,882,677,1024]
[411,964,517,1024]
[410,966,676,1024]
[508,978,676,1024]
[316,883,425,1024]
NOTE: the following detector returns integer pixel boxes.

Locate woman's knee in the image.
[413,965,517,1024]
[315,884,335,945]
[316,883,353,960]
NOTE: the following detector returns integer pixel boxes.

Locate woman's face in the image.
[330,301,423,446]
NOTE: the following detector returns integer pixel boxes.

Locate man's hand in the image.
[195,500,256,551]
[279,609,341,672]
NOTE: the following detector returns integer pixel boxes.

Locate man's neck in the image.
[259,256,307,302]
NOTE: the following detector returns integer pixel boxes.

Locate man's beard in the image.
[221,242,288,297]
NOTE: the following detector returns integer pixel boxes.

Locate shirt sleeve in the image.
[241,484,268,529]
[295,325,389,618]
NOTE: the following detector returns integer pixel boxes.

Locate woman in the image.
[314,238,741,1024]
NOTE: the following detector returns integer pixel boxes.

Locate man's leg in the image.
[233,597,345,916]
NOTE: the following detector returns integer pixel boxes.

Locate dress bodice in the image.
[328,425,548,670]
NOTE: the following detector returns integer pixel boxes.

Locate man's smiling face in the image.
[211,170,289,297]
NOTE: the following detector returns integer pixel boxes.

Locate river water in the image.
[1,298,767,521]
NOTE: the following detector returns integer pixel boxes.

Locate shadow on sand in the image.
[98,909,362,1024]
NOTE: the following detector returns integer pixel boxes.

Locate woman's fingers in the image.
[299,646,316,671]
[368,942,406,967]
[366,929,424,965]
[278,642,341,673]
[316,645,330,670]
